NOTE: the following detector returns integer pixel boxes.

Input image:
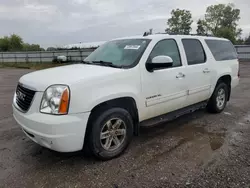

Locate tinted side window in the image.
[182,39,206,65]
[205,40,237,61]
[148,39,182,67]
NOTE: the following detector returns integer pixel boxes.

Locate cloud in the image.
[0,2,58,22]
[0,0,249,47]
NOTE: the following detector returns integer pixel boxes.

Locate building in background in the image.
[63,41,106,49]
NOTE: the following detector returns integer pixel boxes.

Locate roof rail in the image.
[155,32,168,35]
[143,32,215,37]
[165,33,215,37]
[190,34,215,37]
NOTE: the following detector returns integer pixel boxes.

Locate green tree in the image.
[245,34,250,45]
[23,43,44,51]
[8,34,23,51]
[46,47,57,51]
[0,34,44,52]
[166,9,193,34]
[235,38,244,45]
[215,27,237,44]
[0,36,10,52]
[196,19,207,35]
[199,3,241,43]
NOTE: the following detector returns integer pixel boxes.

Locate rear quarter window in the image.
[205,39,237,61]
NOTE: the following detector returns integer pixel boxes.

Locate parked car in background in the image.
[52,55,68,63]
[13,34,239,160]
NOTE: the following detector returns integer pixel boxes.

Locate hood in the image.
[19,64,123,91]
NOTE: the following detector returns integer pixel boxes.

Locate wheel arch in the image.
[216,74,232,101]
[86,97,140,139]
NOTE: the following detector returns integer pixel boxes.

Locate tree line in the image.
[165,3,250,45]
[0,34,89,52]
[0,34,45,52]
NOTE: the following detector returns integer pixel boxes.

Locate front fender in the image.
[68,70,142,114]
[70,86,141,114]
[88,92,140,112]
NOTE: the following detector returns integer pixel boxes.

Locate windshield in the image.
[85,39,151,68]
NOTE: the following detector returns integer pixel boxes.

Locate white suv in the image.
[13,34,239,160]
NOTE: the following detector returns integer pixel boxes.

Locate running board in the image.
[140,101,207,127]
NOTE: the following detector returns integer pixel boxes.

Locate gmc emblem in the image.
[16,90,26,101]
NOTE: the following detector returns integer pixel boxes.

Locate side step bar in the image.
[140,101,207,127]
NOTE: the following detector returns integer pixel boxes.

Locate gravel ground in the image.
[0,64,250,188]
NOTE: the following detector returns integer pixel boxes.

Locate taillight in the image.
[237,59,240,77]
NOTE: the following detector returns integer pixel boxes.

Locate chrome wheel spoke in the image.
[112,136,121,146]
[104,137,112,149]
[112,119,122,129]
[216,88,226,109]
[106,120,112,129]
[216,97,220,103]
[101,131,110,139]
[115,129,126,136]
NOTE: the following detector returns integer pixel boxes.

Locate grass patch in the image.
[0,62,72,70]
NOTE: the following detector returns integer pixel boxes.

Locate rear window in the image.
[205,40,237,61]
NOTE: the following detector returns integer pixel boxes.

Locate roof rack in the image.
[167,33,214,37]
[143,32,170,36]
[190,34,215,37]
[143,32,215,37]
[155,32,168,35]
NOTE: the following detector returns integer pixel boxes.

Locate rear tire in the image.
[207,82,229,113]
[86,107,133,160]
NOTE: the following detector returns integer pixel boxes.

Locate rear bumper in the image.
[231,77,239,89]
[13,104,90,152]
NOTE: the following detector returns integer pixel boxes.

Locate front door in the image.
[141,39,188,120]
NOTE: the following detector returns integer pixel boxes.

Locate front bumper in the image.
[13,104,90,152]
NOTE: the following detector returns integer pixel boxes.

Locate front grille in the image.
[15,84,36,112]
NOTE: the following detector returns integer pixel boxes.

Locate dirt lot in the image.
[0,64,250,188]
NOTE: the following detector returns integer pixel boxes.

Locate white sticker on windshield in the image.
[124,45,141,50]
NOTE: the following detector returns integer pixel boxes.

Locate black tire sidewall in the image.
[89,108,133,160]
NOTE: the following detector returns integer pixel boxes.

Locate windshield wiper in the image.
[81,60,123,69]
[91,61,123,68]
[81,60,93,65]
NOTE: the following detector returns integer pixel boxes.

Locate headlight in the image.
[40,85,70,115]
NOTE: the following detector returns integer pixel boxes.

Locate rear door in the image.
[181,39,212,106]
[205,39,239,90]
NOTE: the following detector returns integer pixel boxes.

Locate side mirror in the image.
[146,55,173,72]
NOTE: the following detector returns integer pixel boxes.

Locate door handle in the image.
[203,68,210,73]
[176,72,185,78]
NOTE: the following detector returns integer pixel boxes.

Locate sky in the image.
[0,0,249,48]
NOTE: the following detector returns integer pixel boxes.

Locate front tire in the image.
[207,82,229,113]
[86,108,133,160]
